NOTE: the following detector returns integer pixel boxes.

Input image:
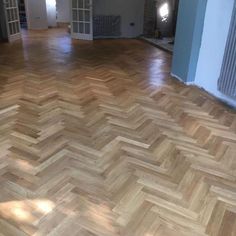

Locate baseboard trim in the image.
[171,73,236,110]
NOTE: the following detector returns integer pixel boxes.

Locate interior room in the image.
[142,0,180,52]
[0,0,236,235]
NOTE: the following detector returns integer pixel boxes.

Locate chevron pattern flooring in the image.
[0,29,236,236]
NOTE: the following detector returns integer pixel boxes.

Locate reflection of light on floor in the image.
[34,199,55,214]
[148,59,167,86]
[50,37,72,54]
[12,207,32,221]
[0,199,55,223]
[13,159,33,172]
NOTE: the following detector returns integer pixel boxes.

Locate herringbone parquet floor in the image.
[0,29,236,236]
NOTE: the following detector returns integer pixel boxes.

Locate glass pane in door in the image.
[73,22,78,33]
[72,0,77,8]
[72,10,77,20]
[85,23,90,34]
[78,0,83,8]
[79,10,84,21]
[79,23,84,33]
[84,0,90,9]
[85,10,90,22]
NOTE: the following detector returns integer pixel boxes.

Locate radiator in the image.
[218,3,236,98]
[93,15,121,38]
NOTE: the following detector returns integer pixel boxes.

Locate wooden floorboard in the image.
[0,29,236,236]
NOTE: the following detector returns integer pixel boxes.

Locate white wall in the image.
[26,0,48,29]
[57,0,70,23]
[94,0,145,38]
[194,0,236,106]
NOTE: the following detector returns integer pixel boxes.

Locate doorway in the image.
[143,0,180,53]
[18,0,28,29]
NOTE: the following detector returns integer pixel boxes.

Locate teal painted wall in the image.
[171,0,207,82]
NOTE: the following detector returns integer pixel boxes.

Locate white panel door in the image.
[71,0,93,40]
[4,0,21,41]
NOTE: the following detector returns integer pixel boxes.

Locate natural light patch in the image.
[11,207,32,221]
[0,199,55,223]
[13,159,34,172]
[33,199,55,214]
[159,3,169,22]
